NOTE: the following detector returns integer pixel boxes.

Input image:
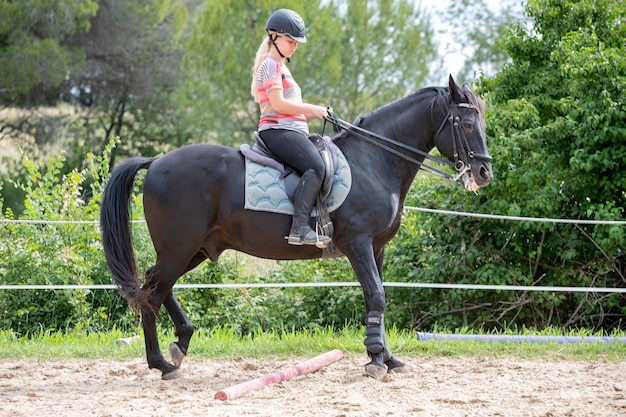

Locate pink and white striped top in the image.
[256,56,309,135]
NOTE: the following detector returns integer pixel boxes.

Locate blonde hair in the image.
[250,34,275,103]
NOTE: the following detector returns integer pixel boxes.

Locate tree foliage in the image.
[0,0,99,105]
[441,0,522,81]
[0,0,189,163]
[0,0,192,215]
[384,0,626,331]
[482,0,626,233]
[63,0,189,158]
[0,139,124,334]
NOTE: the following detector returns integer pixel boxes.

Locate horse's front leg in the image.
[344,240,389,378]
[373,248,408,374]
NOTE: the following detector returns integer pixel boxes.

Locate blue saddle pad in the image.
[243,147,352,215]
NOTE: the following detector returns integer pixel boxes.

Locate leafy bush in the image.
[0,139,135,334]
[267,258,364,329]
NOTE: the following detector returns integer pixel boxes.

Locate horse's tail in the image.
[100,156,155,309]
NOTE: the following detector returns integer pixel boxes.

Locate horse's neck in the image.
[363,91,435,151]
[356,91,436,185]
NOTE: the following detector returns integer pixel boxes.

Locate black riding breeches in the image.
[258,129,325,183]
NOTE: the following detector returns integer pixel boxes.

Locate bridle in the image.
[436,102,493,175]
[324,103,492,182]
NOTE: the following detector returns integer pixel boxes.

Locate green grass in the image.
[1,326,624,362]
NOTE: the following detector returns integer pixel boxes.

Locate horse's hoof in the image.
[386,358,409,374]
[169,342,185,368]
[388,365,409,374]
[162,368,184,380]
[364,363,387,379]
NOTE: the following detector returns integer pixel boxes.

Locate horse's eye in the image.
[462,121,474,130]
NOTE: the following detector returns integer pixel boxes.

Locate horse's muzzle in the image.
[463,161,493,191]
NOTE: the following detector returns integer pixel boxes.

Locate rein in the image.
[325,103,491,182]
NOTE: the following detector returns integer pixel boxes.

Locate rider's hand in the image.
[308,105,328,119]
[323,105,342,134]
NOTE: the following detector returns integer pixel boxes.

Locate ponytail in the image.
[250,36,273,102]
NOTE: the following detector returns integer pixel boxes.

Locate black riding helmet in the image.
[265,9,307,43]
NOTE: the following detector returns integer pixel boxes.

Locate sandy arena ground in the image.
[1,355,625,417]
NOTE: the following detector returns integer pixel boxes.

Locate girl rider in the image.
[250,9,332,248]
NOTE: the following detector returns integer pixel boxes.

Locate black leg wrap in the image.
[364,311,385,355]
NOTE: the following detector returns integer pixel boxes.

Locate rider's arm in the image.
[267,88,328,120]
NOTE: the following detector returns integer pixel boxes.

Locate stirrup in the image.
[287,230,331,249]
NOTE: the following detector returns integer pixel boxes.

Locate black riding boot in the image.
[287,169,331,248]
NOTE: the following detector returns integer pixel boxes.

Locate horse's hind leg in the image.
[142,252,206,380]
[139,259,189,379]
[141,297,183,380]
[163,252,209,368]
[163,291,194,368]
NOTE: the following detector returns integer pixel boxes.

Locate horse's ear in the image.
[448,74,465,103]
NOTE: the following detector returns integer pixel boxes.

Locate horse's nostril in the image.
[480,166,492,181]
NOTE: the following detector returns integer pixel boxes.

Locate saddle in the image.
[240,132,342,239]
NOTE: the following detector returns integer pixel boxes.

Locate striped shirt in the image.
[257,56,309,134]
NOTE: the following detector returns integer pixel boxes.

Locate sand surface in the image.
[1,355,625,416]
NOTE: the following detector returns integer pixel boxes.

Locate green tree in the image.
[480,0,626,228]
[64,0,189,162]
[0,0,99,105]
[385,0,626,331]
[441,0,522,81]
[0,1,191,215]
[0,0,189,162]
[177,0,436,146]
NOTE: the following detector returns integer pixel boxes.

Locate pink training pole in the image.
[214,349,343,401]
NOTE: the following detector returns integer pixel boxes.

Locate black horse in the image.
[100,75,492,380]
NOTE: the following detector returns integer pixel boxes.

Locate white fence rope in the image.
[1,206,624,293]
[404,207,626,225]
[0,219,139,225]
[1,282,625,293]
[1,206,625,225]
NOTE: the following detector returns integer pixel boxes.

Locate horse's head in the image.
[434,75,493,191]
